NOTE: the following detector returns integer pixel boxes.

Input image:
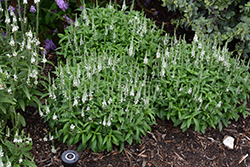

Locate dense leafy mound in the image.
[152,35,250,133]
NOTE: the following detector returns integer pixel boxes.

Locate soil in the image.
[20,0,250,167]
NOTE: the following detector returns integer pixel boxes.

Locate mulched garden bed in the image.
[20,0,250,166]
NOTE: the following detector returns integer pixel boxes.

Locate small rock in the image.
[223,136,235,149]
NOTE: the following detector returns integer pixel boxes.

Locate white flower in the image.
[45,106,50,114]
[34,0,40,3]
[103,117,106,126]
[6,161,11,167]
[73,98,78,107]
[43,137,48,142]
[0,146,4,157]
[130,87,134,96]
[102,99,107,107]
[26,30,33,38]
[81,109,85,117]
[143,56,148,64]
[12,25,19,32]
[9,36,15,46]
[217,101,221,108]
[42,57,47,63]
[31,57,36,64]
[188,88,192,94]
[51,145,56,153]
[29,69,38,78]
[205,103,209,109]
[107,119,111,126]
[128,37,134,56]
[52,113,57,120]
[70,124,75,131]
[23,0,27,4]
[7,88,12,94]
[156,50,160,58]
[198,94,202,103]
[156,85,159,92]
[179,87,183,91]
[193,34,198,42]
[18,158,23,163]
[5,16,10,24]
[108,98,112,105]
[14,74,18,81]
[13,51,17,57]
[121,0,126,11]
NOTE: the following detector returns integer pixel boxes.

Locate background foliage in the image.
[161,0,250,57]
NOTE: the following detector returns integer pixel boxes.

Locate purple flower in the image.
[30,5,36,13]
[79,6,83,9]
[2,31,6,40]
[55,0,68,12]
[8,5,15,13]
[53,28,58,34]
[143,0,150,6]
[153,11,158,16]
[63,14,74,24]
[44,39,56,53]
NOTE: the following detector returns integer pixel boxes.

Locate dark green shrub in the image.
[161,0,250,57]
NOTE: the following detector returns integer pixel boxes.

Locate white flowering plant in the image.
[0,129,36,167]
[56,0,164,66]
[0,0,45,133]
[151,34,250,133]
[40,1,166,153]
[41,47,156,152]
[0,1,44,166]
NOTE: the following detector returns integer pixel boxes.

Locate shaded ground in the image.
[20,0,250,167]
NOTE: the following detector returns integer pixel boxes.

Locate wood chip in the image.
[238,154,248,164]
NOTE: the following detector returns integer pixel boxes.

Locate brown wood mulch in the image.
[20,0,250,166]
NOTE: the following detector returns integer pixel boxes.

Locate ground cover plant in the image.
[151,34,250,133]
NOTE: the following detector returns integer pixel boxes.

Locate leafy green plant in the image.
[0,0,44,133]
[0,1,45,166]
[56,0,164,65]
[161,0,250,57]
[41,1,164,153]
[41,46,156,152]
[0,129,36,167]
[152,33,250,133]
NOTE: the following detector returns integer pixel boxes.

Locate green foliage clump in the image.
[56,0,164,64]
[41,1,163,153]
[152,34,250,133]
[161,0,250,57]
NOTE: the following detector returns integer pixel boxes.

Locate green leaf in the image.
[63,134,69,143]
[50,2,58,10]
[23,86,31,100]
[18,99,25,111]
[0,103,7,114]
[0,96,16,104]
[112,135,119,146]
[19,114,26,127]
[22,159,37,167]
[68,136,74,145]
[106,137,112,151]
[45,13,50,25]
[73,133,81,144]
